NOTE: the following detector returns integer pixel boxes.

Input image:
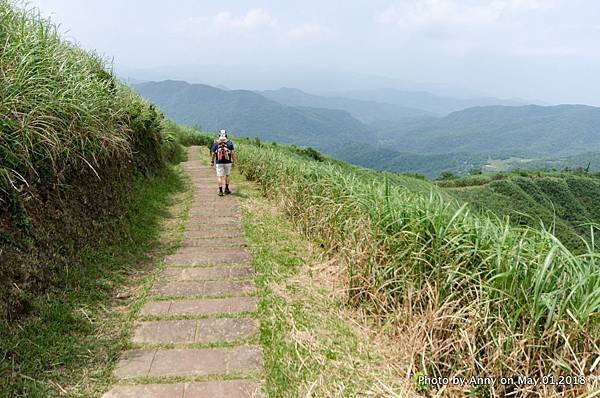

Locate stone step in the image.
[184,229,245,240]
[160,265,254,281]
[186,220,241,229]
[189,205,240,212]
[132,318,258,344]
[165,248,251,266]
[113,346,262,379]
[140,297,257,317]
[151,279,255,298]
[187,213,240,219]
[102,380,263,398]
[185,221,241,231]
[187,218,241,224]
[189,200,238,205]
[181,237,248,248]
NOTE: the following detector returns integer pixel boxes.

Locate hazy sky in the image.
[29,0,600,104]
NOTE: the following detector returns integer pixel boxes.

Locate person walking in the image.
[210,129,237,196]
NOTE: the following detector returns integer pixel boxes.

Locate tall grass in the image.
[0,0,163,196]
[238,143,600,397]
[0,0,167,319]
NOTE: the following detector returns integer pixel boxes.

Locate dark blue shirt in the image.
[211,140,234,164]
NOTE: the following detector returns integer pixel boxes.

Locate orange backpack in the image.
[216,139,232,161]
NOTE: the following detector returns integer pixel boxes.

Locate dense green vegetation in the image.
[234,140,599,397]
[231,171,410,396]
[329,142,488,178]
[440,170,600,251]
[0,1,168,318]
[133,80,370,149]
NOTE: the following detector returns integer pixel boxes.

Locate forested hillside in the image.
[385,104,600,156]
[133,80,371,148]
[328,143,487,178]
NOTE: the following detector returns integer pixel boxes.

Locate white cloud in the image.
[376,0,557,31]
[375,0,570,56]
[287,23,330,39]
[213,8,276,30]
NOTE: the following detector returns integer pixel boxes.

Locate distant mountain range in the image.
[134,81,371,148]
[260,87,430,123]
[384,104,600,156]
[327,88,531,116]
[133,80,600,177]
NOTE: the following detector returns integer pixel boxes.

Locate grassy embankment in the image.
[0,2,193,396]
[234,141,599,397]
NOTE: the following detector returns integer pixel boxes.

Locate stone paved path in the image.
[103,147,263,398]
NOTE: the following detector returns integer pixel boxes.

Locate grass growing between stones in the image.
[0,163,191,398]
[236,173,415,397]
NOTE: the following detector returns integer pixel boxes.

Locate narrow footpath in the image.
[103,146,263,398]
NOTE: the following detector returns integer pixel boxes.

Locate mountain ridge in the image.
[133,80,372,148]
[386,103,600,156]
[260,87,431,123]
[132,80,600,175]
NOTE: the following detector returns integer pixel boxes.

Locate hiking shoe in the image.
[224,188,232,195]
[218,191,224,197]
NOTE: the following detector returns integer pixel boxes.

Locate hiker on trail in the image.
[210,129,237,196]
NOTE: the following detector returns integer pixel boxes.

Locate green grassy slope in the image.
[0,1,169,319]
[233,139,598,397]
[439,170,600,251]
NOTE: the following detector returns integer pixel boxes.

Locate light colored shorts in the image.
[216,163,232,177]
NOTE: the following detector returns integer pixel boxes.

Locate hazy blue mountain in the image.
[387,105,600,156]
[133,80,371,148]
[330,88,530,116]
[260,87,431,123]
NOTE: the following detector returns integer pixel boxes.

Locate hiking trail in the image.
[102,146,263,397]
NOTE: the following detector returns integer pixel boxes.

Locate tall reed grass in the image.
[0,0,167,319]
[0,0,163,196]
[238,142,599,397]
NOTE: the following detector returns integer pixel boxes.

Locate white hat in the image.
[219,129,227,137]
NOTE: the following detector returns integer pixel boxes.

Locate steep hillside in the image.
[260,87,430,123]
[332,88,527,115]
[133,80,371,148]
[388,104,600,156]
